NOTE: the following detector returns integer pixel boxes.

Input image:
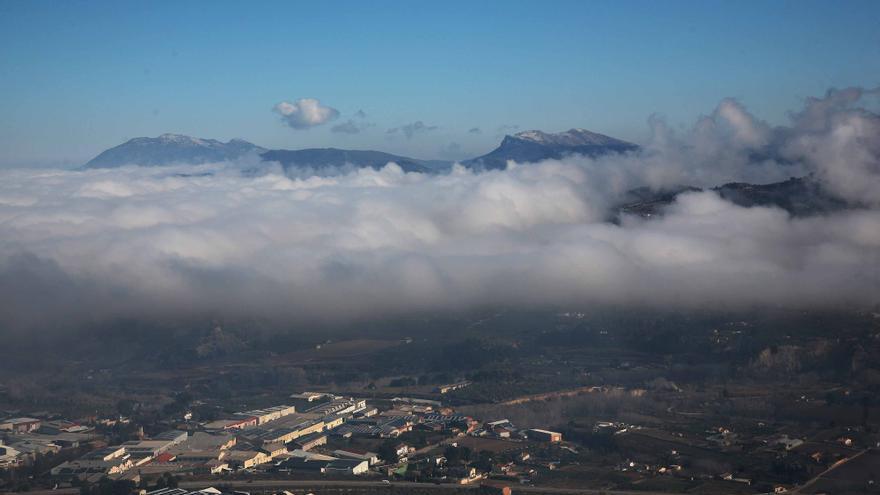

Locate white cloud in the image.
[784,87,880,206]
[0,88,879,331]
[273,98,340,129]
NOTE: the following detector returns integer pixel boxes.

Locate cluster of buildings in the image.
[2,390,567,488]
[1,393,370,483]
[38,393,367,482]
[470,418,563,444]
[50,431,191,480]
[0,417,101,469]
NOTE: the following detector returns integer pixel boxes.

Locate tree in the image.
[116,399,137,417]
[378,440,399,464]
[389,377,416,387]
[444,445,471,464]
[470,450,494,473]
[81,478,135,495]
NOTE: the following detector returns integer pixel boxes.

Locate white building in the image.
[0,443,22,468]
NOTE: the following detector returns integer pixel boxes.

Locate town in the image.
[2,309,880,495]
[1,388,572,493]
[2,0,880,492]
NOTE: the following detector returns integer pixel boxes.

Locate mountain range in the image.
[82,128,638,173]
[83,134,266,168]
[463,128,639,170]
[615,176,851,219]
[259,148,436,174]
[82,130,851,218]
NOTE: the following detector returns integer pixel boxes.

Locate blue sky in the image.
[1,0,878,166]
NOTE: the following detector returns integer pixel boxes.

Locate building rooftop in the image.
[3,417,41,424]
[153,430,188,441]
[326,459,367,469]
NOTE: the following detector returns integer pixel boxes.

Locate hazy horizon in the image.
[2,0,880,167]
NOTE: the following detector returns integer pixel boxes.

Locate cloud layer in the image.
[1,88,879,332]
[274,98,340,129]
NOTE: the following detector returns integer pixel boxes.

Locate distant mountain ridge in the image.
[82,128,638,172]
[260,148,436,174]
[616,176,850,219]
[84,134,265,168]
[81,132,854,219]
[82,134,447,173]
[462,128,639,170]
[515,128,632,147]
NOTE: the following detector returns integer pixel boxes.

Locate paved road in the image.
[10,490,79,495]
[179,478,681,495]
